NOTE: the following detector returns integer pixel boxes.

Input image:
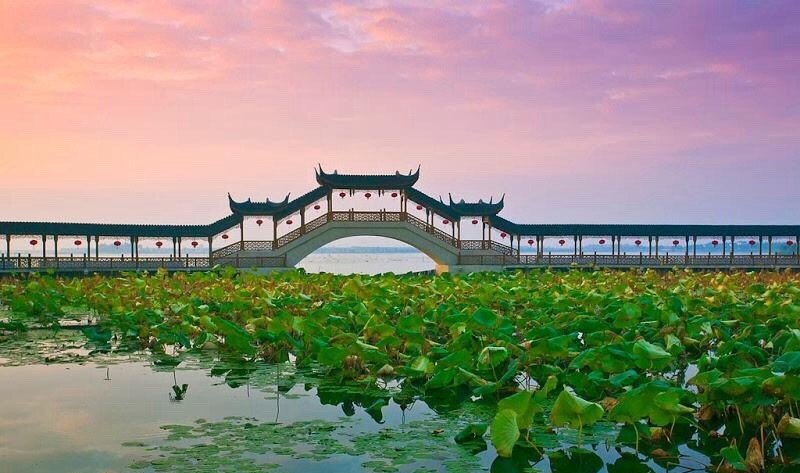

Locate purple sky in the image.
[1,0,798,225]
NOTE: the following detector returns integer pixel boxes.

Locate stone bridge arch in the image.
[278,220,461,270]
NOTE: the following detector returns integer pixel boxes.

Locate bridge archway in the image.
[278,221,461,270]
[295,236,436,274]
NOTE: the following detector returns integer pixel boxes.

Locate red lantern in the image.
[500,232,507,239]
[634,239,642,246]
[527,239,534,246]
[672,240,680,246]
[156,241,163,248]
[74,240,82,246]
[599,239,606,245]
[443,219,449,225]
[286,220,293,225]
[222,234,229,240]
[788,240,795,246]
[471,219,479,225]
[339,192,346,198]
[712,240,719,246]
[391,192,398,198]
[314,204,321,210]
[749,240,756,246]
[113,240,122,247]
[364,192,372,199]
[559,239,566,246]
[256,219,263,226]
[191,241,199,248]
[416,205,423,210]
[30,239,38,246]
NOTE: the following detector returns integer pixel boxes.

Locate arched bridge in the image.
[2,166,799,274]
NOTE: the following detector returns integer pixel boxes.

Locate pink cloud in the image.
[0,0,798,224]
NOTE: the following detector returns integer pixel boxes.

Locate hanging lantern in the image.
[712,240,719,246]
[558,239,566,246]
[314,204,321,210]
[191,241,199,248]
[30,239,38,246]
[527,239,534,246]
[599,239,606,245]
[672,240,680,246]
[156,241,163,248]
[443,219,449,225]
[634,239,642,246]
[74,240,82,246]
[416,205,423,211]
[788,240,795,246]
[113,240,122,247]
[222,234,229,240]
[256,219,264,226]
[749,240,756,246]
[339,192,346,198]
[471,219,479,225]
[364,192,372,199]
[286,220,293,225]
[391,192,398,198]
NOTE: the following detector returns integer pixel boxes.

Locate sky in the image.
[1,0,799,226]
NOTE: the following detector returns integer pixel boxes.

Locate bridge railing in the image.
[457,252,800,267]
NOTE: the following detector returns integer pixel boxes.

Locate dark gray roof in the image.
[488,215,800,237]
[0,214,241,238]
[315,165,420,189]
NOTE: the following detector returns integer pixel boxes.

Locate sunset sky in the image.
[1,0,798,225]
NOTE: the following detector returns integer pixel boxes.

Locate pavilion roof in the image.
[228,186,328,220]
[448,194,504,216]
[315,165,420,189]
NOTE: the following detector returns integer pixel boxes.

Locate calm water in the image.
[296,253,435,274]
[0,331,713,473]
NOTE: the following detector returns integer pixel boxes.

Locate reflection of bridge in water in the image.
[2,166,799,274]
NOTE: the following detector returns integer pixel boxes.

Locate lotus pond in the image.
[1,269,800,473]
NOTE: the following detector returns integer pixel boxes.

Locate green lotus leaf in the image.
[491,409,520,458]
[550,388,604,429]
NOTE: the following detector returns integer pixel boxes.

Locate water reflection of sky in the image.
[0,361,437,472]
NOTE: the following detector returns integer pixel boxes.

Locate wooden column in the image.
[130,236,135,259]
[5,235,10,259]
[53,235,59,259]
[239,219,245,250]
[573,235,578,256]
[731,236,735,256]
[300,208,306,234]
[768,236,772,256]
[693,236,697,257]
[172,237,177,258]
[685,236,690,257]
[722,236,727,256]
[178,237,182,258]
[578,235,583,255]
[95,236,99,259]
[655,236,659,257]
[759,236,763,256]
[273,219,278,242]
[610,236,615,256]
[648,236,653,256]
[207,236,213,260]
[42,234,47,258]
